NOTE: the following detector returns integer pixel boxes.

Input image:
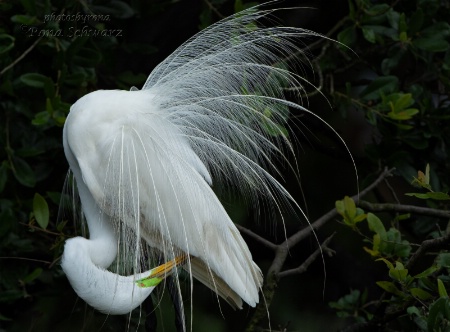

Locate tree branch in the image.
[236,224,278,251]
[358,200,450,219]
[0,37,43,76]
[286,167,394,249]
[406,232,450,270]
[246,168,395,331]
[278,233,335,279]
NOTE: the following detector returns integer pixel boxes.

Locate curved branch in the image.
[287,167,394,249]
[407,232,450,270]
[246,167,395,331]
[278,233,335,279]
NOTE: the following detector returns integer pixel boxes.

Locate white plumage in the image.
[61,5,318,322]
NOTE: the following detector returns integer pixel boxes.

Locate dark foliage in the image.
[0,0,449,331]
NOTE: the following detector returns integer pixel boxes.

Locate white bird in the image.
[60,4,325,327]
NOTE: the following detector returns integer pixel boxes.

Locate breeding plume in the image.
[61,5,322,325]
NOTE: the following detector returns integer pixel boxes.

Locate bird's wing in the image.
[65,89,263,307]
[187,256,244,310]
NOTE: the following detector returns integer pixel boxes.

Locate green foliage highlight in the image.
[335,196,366,228]
[407,164,450,200]
[32,193,49,229]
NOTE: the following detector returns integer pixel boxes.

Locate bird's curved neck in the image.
[75,175,117,268]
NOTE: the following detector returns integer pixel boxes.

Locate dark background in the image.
[1,0,449,331]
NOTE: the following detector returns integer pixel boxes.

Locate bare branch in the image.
[384,178,400,204]
[406,232,450,270]
[286,167,395,249]
[20,222,62,236]
[0,37,43,76]
[278,233,335,279]
[358,200,450,219]
[236,224,277,251]
[246,168,395,331]
[201,0,225,19]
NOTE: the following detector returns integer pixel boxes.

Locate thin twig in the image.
[236,224,277,251]
[358,200,450,219]
[286,167,395,249]
[0,37,43,76]
[201,0,225,19]
[384,178,400,204]
[278,233,335,278]
[0,257,52,265]
[20,222,61,236]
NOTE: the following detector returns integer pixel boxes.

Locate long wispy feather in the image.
[61,4,351,332]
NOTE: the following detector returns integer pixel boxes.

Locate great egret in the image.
[61,4,329,328]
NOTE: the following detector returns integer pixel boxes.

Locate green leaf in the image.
[11,14,37,25]
[362,26,376,43]
[388,108,419,120]
[428,297,449,331]
[414,38,449,52]
[392,93,414,110]
[367,213,386,239]
[376,281,403,296]
[344,196,356,219]
[0,33,15,54]
[407,306,421,316]
[404,192,429,199]
[398,13,407,33]
[399,31,408,42]
[353,213,367,223]
[377,258,394,270]
[414,265,438,278]
[335,200,345,215]
[437,253,450,268]
[410,287,433,300]
[337,26,357,46]
[386,9,400,30]
[348,0,356,20]
[389,261,409,282]
[360,76,399,101]
[426,192,450,200]
[32,111,51,126]
[12,157,36,187]
[364,245,379,257]
[22,267,43,283]
[405,192,450,200]
[20,73,49,88]
[437,279,448,298]
[33,193,49,229]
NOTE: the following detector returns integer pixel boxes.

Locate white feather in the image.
[61,5,324,322]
